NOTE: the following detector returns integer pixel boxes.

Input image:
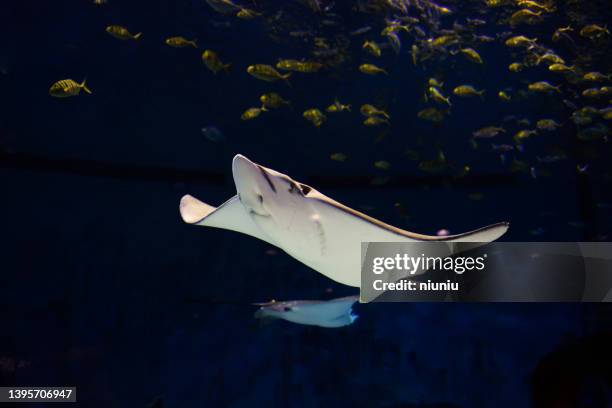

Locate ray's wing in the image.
[307,189,509,243]
[179,194,277,245]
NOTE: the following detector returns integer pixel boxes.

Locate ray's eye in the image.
[257,194,264,204]
[299,184,312,195]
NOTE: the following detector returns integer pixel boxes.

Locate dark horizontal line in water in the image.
[0,150,519,188]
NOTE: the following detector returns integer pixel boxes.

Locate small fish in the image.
[374,160,391,170]
[260,93,290,109]
[584,72,611,82]
[528,81,561,93]
[247,64,291,84]
[330,153,348,162]
[236,8,262,19]
[509,9,542,26]
[505,35,537,47]
[106,25,141,41]
[276,59,323,73]
[362,40,382,57]
[350,26,372,36]
[165,37,197,48]
[552,26,573,42]
[514,129,538,141]
[473,126,505,138]
[536,52,565,65]
[360,104,389,119]
[364,117,389,126]
[386,32,402,54]
[582,88,601,98]
[508,62,524,72]
[579,24,610,39]
[241,107,264,121]
[254,296,358,328]
[93,0,107,5]
[536,119,561,131]
[428,78,444,88]
[202,50,230,74]
[359,63,387,75]
[548,63,574,73]
[453,85,485,98]
[411,45,419,65]
[201,126,224,142]
[498,91,512,101]
[417,107,444,122]
[326,99,351,113]
[303,108,326,127]
[49,79,92,98]
[428,87,452,106]
[460,48,483,64]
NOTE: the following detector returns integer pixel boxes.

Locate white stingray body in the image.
[180,154,509,287]
[254,296,359,328]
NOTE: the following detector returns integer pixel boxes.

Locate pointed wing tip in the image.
[179,194,216,224]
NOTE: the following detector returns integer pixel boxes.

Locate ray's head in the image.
[232,154,313,218]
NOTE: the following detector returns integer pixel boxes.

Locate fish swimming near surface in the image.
[179,155,510,287]
[254,296,359,328]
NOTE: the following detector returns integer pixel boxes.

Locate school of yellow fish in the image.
[50,0,610,179]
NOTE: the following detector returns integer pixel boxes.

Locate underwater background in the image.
[1,0,612,406]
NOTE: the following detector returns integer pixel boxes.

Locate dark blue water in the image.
[1,0,611,406]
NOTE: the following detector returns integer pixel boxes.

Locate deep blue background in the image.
[1,0,611,406]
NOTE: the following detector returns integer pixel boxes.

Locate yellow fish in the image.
[303,109,326,127]
[374,160,391,170]
[360,104,390,119]
[461,48,483,64]
[260,93,290,109]
[428,86,452,106]
[430,35,458,47]
[580,24,610,39]
[505,35,537,47]
[364,117,390,126]
[528,81,561,93]
[359,64,387,75]
[552,26,573,42]
[330,153,348,162]
[276,59,323,73]
[237,8,262,19]
[582,88,601,98]
[454,85,485,98]
[202,50,231,74]
[326,99,351,113]
[247,64,291,84]
[536,119,561,130]
[584,72,611,82]
[548,63,574,73]
[498,91,511,101]
[241,107,264,121]
[516,0,554,12]
[417,107,444,122]
[508,62,524,72]
[362,40,382,57]
[510,9,542,26]
[49,79,92,98]
[106,25,142,41]
[165,37,197,48]
[536,52,565,65]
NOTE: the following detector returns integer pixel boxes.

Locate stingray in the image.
[254,296,359,328]
[179,154,509,287]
